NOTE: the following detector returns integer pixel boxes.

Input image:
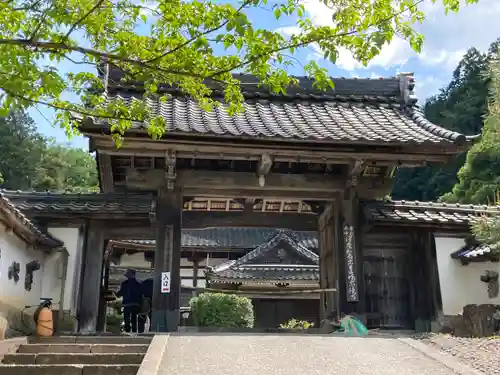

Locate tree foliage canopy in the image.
[392,39,498,202]
[0,0,479,145]
[448,51,500,205]
[0,110,98,192]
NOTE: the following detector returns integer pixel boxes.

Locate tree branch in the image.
[146,0,252,63]
[0,38,207,80]
[64,0,106,40]
[1,86,140,122]
[29,1,55,40]
[210,0,424,78]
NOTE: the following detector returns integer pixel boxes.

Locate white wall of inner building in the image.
[434,235,500,315]
[48,227,84,314]
[0,222,67,337]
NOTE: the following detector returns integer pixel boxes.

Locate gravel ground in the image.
[159,333,462,375]
[416,333,500,375]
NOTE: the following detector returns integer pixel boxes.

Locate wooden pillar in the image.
[96,263,110,332]
[192,257,199,288]
[151,187,182,332]
[341,186,365,317]
[78,220,105,332]
[317,202,338,321]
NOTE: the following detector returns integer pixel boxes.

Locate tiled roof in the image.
[101,96,469,146]
[207,230,319,283]
[364,200,500,225]
[0,192,63,248]
[4,190,499,228]
[92,73,475,146]
[117,228,319,250]
[1,190,153,215]
[450,243,499,262]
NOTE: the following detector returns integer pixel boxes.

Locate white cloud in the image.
[300,0,500,71]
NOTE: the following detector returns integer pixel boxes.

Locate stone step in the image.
[3,353,144,365]
[18,344,150,354]
[0,364,140,375]
[28,336,152,345]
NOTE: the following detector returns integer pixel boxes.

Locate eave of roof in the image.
[81,72,477,150]
[450,243,500,263]
[0,192,63,248]
[3,190,497,228]
[364,200,499,226]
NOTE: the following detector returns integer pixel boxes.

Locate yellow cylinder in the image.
[36,307,54,337]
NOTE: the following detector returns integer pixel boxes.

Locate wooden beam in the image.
[103,211,317,239]
[182,210,317,230]
[91,134,458,164]
[124,168,343,200]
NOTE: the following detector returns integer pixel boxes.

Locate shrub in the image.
[189,293,254,328]
[280,318,314,330]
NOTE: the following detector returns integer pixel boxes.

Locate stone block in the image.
[462,304,500,337]
[18,344,92,353]
[90,344,149,354]
[34,353,144,365]
[76,336,151,345]
[81,365,140,375]
[2,353,36,364]
[0,364,84,375]
[28,336,78,344]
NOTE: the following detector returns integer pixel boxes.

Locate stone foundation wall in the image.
[437,304,500,337]
[0,300,36,339]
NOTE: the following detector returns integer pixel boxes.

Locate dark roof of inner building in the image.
[206,230,319,283]
[117,228,319,250]
[89,73,475,147]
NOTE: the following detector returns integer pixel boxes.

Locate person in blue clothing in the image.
[138,278,154,333]
[116,269,143,333]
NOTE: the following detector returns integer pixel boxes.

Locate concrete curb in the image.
[398,337,484,375]
[136,335,170,375]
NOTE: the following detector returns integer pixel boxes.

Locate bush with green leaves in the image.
[189,293,254,328]
[280,318,314,330]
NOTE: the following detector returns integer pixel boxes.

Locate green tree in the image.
[0,111,46,190]
[33,143,99,192]
[0,0,479,145]
[392,41,498,201]
[0,110,98,192]
[445,52,500,204]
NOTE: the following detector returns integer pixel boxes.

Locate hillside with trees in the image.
[0,111,98,192]
[392,39,500,203]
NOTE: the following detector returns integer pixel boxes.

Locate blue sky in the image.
[30,0,500,149]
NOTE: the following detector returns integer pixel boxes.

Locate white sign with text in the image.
[161,272,171,293]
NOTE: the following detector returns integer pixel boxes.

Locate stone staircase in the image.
[0,335,152,375]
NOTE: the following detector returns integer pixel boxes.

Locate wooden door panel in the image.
[363,234,412,329]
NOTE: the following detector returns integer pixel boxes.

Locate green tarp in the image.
[339,315,369,336]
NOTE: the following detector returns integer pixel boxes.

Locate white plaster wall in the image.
[47,227,83,313]
[0,223,46,312]
[435,236,500,315]
[40,251,64,305]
